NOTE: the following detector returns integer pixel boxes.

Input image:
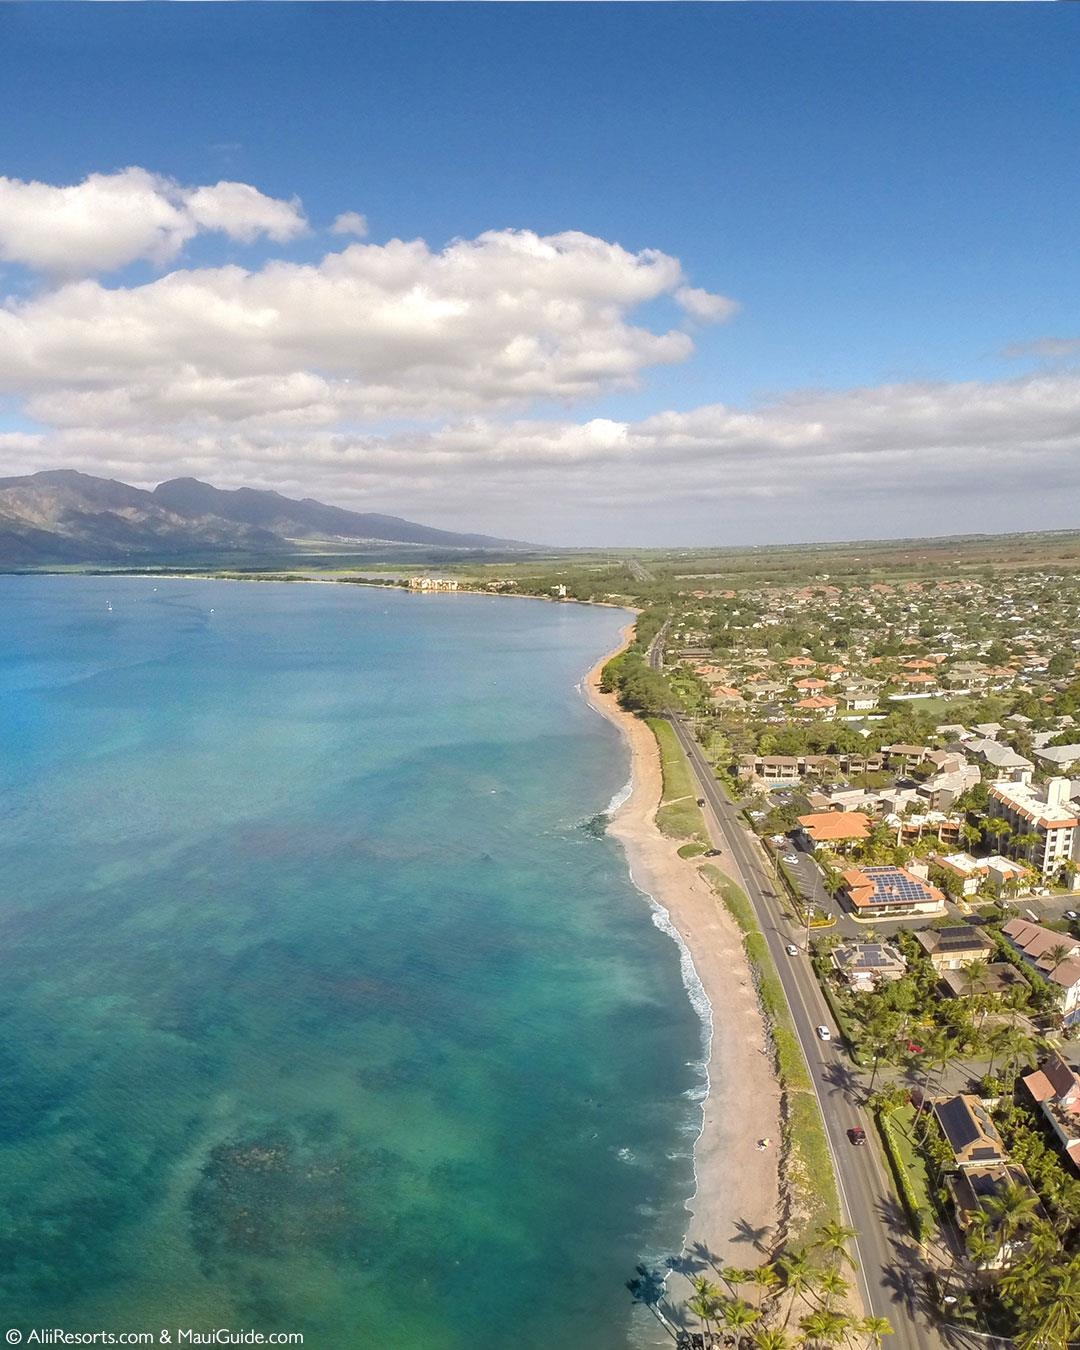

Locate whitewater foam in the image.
[606,775,633,816]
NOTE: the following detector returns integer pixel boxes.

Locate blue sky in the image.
[1,3,1079,545]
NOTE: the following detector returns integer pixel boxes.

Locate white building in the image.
[956,738,1034,784]
[989,777,1080,885]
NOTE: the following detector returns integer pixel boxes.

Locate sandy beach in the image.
[584,631,782,1299]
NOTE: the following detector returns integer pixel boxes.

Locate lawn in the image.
[647,717,709,843]
[701,864,841,1242]
[877,1102,936,1240]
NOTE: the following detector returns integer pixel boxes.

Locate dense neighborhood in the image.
[640,565,1080,1343]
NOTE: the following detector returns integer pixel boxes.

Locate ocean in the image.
[0,576,705,1349]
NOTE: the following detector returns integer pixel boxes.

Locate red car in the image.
[847,1126,867,1146]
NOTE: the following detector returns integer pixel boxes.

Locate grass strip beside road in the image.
[701,864,841,1244]
[875,1104,934,1242]
[647,717,710,843]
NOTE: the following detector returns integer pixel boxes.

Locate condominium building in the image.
[988,777,1080,884]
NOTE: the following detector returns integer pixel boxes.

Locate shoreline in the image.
[15,567,634,612]
[582,629,782,1302]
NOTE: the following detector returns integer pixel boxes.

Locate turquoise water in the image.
[0,577,704,1348]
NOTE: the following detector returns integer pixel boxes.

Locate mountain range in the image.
[0,470,529,565]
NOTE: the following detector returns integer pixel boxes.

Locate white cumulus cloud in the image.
[0,227,705,424]
[0,168,307,277]
[330,211,369,238]
[675,285,740,323]
[6,368,1080,546]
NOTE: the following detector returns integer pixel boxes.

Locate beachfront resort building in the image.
[408,576,460,592]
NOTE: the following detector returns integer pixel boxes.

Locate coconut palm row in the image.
[680,1222,892,1350]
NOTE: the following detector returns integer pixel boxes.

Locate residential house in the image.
[794,695,838,718]
[883,743,932,770]
[888,810,964,849]
[938,963,1028,1000]
[830,942,907,991]
[957,738,1034,785]
[933,853,990,897]
[947,1164,1042,1267]
[983,854,1033,896]
[918,763,981,811]
[1022,1052,1080,1171]
[916,925,996,972]
[1034,744,1080,775]
[933,1094,1009,1168]
[1001,918,1080,1026]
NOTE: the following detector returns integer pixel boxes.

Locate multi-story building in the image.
[989,777,1080,884]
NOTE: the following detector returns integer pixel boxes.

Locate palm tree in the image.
[815,1269,850,1309]
[799,1308,852,1350]
[965,1211,1003,1270]
[721,1265,750,1297]
[1015,831,1043,866]
[777,1249,818,1327]
[753,1330,790,1350]
[859,1316,893,1350]
[689,1291,720,1343]
[748,1263,781,1309]
[690,1276,724,1342]
[1013,1257,1080,1348]
[963,958,992,1000]
[961,821,982,851]
[985,816,1012,853]
[985,1181,1040,1247]
[813,1221,859,1272]
[723,1297,762,1349]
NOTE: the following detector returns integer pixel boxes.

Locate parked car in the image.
[703,848,722,858]
[1066,910,1079,921]
[847,1126,867,1146]
[783,853,799,865]
[785,943,798,956]
[816,1025,832,1041]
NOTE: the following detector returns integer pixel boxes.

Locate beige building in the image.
[916,925,996,972]
[408,576,460,592]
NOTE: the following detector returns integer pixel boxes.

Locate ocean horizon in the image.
[0,576,707,1349]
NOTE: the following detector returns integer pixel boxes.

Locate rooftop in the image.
[916,925,996,957]
[797,811,872,843]
[843,864,945,911]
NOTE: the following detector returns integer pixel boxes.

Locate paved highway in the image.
[666,713,946,1350]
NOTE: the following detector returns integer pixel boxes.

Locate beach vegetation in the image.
[701,865,841,1244]
[649,717,711,845]
[660,1218,884,1350]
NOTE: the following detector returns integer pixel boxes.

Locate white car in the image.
[1066,910,1079,922]
[783,853,799,865]
[816,1025,832,1042]
[785,943,798,957]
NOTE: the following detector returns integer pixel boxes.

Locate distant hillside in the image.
[0,470,530,565]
